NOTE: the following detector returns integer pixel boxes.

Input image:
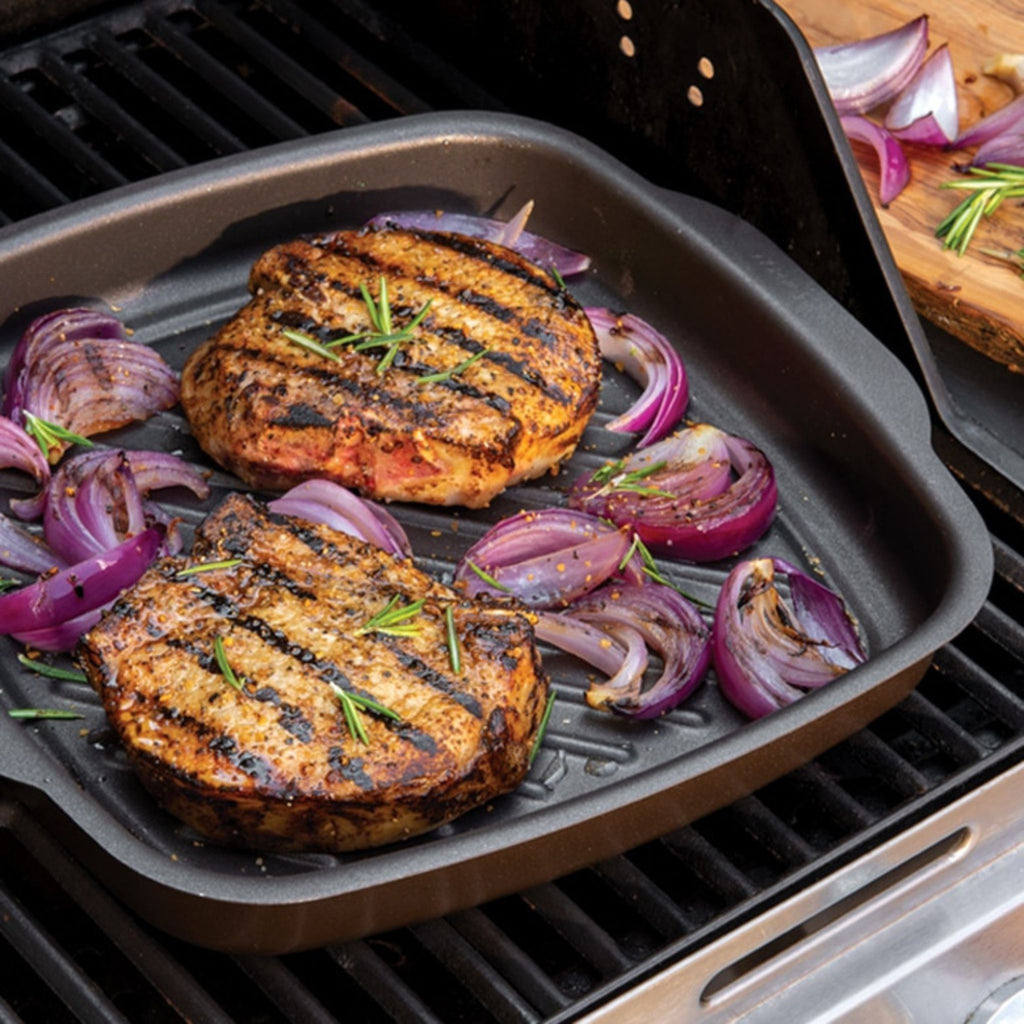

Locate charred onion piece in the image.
[568,424,777,562]
[814,15,929,116]
[713,557,866,719]
[537,581,711,718]
[0,413,51,489]
[586,307,688,447]
[2,307,179,462]
[268,479,412,558]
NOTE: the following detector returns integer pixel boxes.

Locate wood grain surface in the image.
[777,0,1024,373]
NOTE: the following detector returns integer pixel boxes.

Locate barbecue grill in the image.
[1,2,1022,1021]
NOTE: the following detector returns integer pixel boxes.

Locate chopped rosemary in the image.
[212,635,245,691]
[282,327,341,362]
[17,653,88,682]
[330,682,401,746]
[23,411,94,459]
[8,708,84,720]
[356,594,425,637]
[444,604,462,675]
[177,558,243,577]
[529,689,557,765]
[549,264,567,289]
[0,578,22,593]
[416,346,491,385]
[464,559,513,592]
[591,458,671,497]
[935,163,1024,256]
[620,533,711,608]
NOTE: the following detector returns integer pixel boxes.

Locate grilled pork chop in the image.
[78,493,549,852]
[179,224,602,508]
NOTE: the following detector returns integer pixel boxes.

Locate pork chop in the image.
[179,224,602,508]
[77,493,549,852]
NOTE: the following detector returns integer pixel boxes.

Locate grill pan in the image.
[0,112,992,953]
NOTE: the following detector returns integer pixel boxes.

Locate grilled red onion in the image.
[884,44,959,144]
[569,424,777,562]
[713,557,866,719]
[814,15,929,116]
[32,449,210,563]
[453,507,636,608]
[585,307,688,447]
[0,526,164,650]
[840,116,911,205]
[0,514,65,574]
[0,414,51,489]
[2,307,179,461]
[365,201,592,276]
[268,479,412,558]
[539,581,711,718]
[955,93,1024,149]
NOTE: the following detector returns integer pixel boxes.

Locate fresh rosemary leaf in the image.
[620,533,711,608]
[550,264,567,289]
[0,578,22,593]
[529,689,557,765]
[356,595,425,637]
[17,653,88,682]
[464,559,513,592]
[212,635,245,691]
[282,328,341,362]
[177,558,243,577]
[23,411,94,458]
[444,604,462,675]
[936,164,1024,257]
[9,708,84,720]
[417,346,491,385]
[592,460,671,497]
[330,682,401,745]
[335,277,433,374]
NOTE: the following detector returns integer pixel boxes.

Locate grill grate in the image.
[0,1,1023,1021]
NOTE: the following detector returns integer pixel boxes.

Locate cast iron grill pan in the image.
[0,113,992,953]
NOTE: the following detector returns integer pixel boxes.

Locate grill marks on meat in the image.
[179,225,602,507]
[78,494,549,852]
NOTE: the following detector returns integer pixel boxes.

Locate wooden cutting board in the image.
[777,0,1024,373]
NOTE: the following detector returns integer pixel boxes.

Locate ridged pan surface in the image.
[0,113,992,953]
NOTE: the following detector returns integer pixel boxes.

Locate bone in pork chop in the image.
[179,224,602,508]
[78,493,549,852]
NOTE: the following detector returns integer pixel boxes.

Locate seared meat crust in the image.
[78,493,548,852]
[179,225,601,507]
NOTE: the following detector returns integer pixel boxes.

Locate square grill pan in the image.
[0,112,992,953]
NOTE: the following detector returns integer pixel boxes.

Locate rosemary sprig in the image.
[23,411,94,459]
[282,328,341,362]
[212,635,245,691]
[529,689,557,765]
[464,559,513,593]
[591,458,672,497]
[417,346,491,385]
[444,604,462,675]
[0,579,20,594]
[17,653,88,682]
[935,163,1024,256]
[177,558,243,577]
[330,682,401,745]
[356,594,425,637]
[620,533,711,608]
[8,708,84,720]
[979,245,1024,275]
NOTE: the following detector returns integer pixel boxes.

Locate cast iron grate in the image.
[0,1,1022,1021]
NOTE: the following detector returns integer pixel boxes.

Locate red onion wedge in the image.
[884,44,959,145]
[0,514,65,574]
[2,307,179,462]
[585,308,688,447]
[814,15,929,116]
[0,414,50,489]
[840,116,911,205]
[538,581,711,719]
[365,201,592,277]
[37,450,210,564]
[971,131,1024,168]
[713,557,866,719]
[0,526,164,650]
[955,93,1024,150]
[268,479,412,558]
[453,507,632,608]
[569,424,777,562]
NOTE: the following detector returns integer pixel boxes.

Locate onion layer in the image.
[539,581,711,718]
[569,424,777,562]
[884,44,959,144]
[585,307,688,447]
[365,201,591,276]
[713,557,866,718]
[955,93,1024,149]
[814,15,929,116]
[840,116,911,205]
[453,508,632,608]
[0,414,51,489]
